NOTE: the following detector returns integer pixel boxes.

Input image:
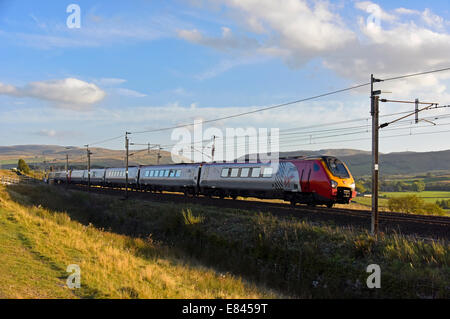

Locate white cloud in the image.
[179,0,356,67]
[178,26,260,52]
[0,78,106,110]
[115,88,147,98]
[36,129,57,137]
[394,8,420,16]
[422,9,445,30]
[182,1,450,102]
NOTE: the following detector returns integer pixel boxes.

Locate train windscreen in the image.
[325,157,350,178]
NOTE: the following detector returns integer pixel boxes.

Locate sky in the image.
[1,0,450,159]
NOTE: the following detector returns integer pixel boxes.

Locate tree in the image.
[355,182,366,194]
[17,158,30,174]
[411,180,425,192]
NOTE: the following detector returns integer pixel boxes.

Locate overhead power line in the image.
[82,66,450,148]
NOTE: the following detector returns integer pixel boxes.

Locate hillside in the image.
[2,182,449,298]
[0,183,277,298]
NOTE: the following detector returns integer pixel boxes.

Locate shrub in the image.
[388,195,424,214]
[17,159,30,174]
[436,199,450,209]
[388,195,445,215]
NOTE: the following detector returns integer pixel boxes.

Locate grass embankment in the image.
[4,184,450,298]
[0,185,278,298]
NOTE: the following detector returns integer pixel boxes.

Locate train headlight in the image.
[330,180,338,189]
[350,183,356,190]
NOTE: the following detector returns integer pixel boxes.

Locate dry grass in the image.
[0,185,279,299]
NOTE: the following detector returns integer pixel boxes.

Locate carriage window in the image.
[240,167,250,178]
[251,167,261,178]
[164,170,170,177]
[169,170,175,177]
[176,170,181,177]
[230,168,239,177]
[262,167,273,178]
[221,168,229,177]
[149,170,154,177]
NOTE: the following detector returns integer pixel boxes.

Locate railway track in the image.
[63,184,450,239]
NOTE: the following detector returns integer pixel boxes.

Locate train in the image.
[47,156,357,208]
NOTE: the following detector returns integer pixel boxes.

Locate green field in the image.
[353,191,450,214]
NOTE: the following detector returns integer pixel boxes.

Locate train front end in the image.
[322,156,357,204]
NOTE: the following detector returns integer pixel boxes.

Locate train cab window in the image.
[176,170,181,177]
[230,168,239,177]
[221,168,230,177]
[240,168,250,178]
[262,167,273,178]
[164,170,170,177]
[251,167,261,178]
[326,157,350,178]
[169,170,175,177]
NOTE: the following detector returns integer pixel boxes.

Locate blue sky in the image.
[1,0,450,157]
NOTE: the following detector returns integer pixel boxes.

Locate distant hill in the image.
[0,145,187,170]
[1,145,449,177]
[340,150,450,177]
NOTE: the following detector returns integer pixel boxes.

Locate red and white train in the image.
[48,156,357,207]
